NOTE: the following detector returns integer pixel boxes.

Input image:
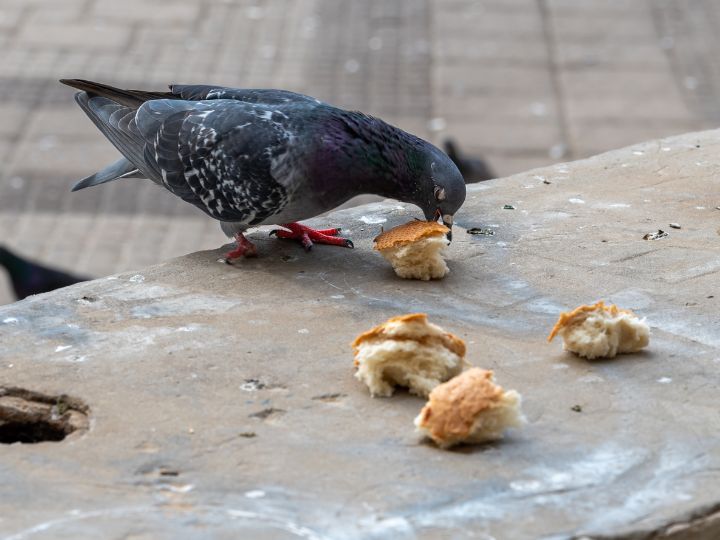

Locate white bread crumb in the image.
[378,236,449,280]
[547,301,650,359]
[414,368,525,449]
[374,221,450,281]
[352,313,467,397]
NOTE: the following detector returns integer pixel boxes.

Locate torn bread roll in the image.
[547,301,649,360]
[374,220,450,280]
[352,313,467,397]
[414,368,525,449]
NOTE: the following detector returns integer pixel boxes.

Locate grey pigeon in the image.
[0,245,89,300]
[61,79,466,258]
[443,139,496,184]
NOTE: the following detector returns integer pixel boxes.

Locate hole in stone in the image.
[0,387,90,444]
[0,421,68,443]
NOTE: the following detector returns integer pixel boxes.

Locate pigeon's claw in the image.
[271,223,354,252]
[222,232,258,262]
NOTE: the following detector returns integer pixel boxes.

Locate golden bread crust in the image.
[547,301,634,342]
[351,313,466,357]
[417,368,503,442]
[351,313,426,349]
[373,221,450,251]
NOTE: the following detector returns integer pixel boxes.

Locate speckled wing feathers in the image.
[150,103,291,224]
[79,92,297,224]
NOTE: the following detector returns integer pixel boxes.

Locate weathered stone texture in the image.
[1,130,719,538]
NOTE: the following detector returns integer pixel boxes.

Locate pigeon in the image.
[443,139,496,184]
[61,79,466,258]
[0,245,88,300]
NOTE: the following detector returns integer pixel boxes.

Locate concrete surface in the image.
[2,0,720,304]
[1,129,719,539]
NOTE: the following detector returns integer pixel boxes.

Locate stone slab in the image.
[566,118,698,157]
[1,130,720,538]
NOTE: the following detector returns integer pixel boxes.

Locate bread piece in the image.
[374,221,450,280]
[352,313,467,397]
[547,301,650,359]
[414,368,525,449]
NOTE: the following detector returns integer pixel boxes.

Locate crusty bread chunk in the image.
[547,301,649,360]
[374,221,450,280]
[352,313,467,397]
[414,368,525,449]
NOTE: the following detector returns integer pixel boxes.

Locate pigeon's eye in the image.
[434,186,446,201]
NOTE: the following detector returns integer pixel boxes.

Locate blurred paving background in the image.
[0,0,718,303]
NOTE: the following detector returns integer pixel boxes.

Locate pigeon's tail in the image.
[71,157,142,192]
[63,80,161,184]
[59,79,173,107]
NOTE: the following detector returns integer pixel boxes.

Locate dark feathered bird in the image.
[0,245,88,300]
[443,139,496,184]
[61,79,466,258]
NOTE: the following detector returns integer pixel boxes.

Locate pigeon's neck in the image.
[326,111,430,205]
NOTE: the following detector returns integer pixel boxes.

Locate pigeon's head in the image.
[418,149,466,241]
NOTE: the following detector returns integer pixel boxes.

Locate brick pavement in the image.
[0,0,716,303]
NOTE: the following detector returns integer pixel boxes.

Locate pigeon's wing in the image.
[66,79,301,224]
[168,84,322,106]
[135,100,292,224]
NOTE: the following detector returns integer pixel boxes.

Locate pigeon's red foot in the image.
[223,233,258,262]
[270,222,354,251]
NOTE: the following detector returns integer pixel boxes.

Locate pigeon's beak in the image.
[430,209,453,241]
[442,214,454,242]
